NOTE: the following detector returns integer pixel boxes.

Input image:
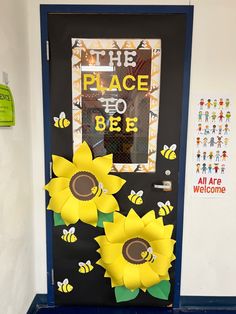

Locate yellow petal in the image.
[60,195,80,224]
[52,155,77,178]
[47,188,71,213]
[151,239,175,257]
[123,263,141,290]
[152,254,172,276]
[104,221,126,243]
[163,225,174,238]
[140,221,165,241]
[73,141,93,169]
[95,235,109,247]
[45,178,70,196]
[78,201,98,226]
[95,194,119,213]
[93,154,113,174]
[139,263,160,288]
[142,210,156,226]
[113,212,126,223]
[100,242,122,264]
[125,209,144,237]
[96,174,126,195]
[103,256,126,285]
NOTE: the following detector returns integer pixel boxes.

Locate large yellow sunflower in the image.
[45,141,126,226]
[95,209,175,291]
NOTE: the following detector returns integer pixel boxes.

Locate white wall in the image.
[27,0,236,299]
[182,0,236,296]
[0,0,35,313]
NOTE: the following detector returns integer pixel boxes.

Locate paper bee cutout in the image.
[157,200,174,216]
[161,144,177,160]
[128,190,143,205]
[78,260,94,274]
[61,227,77,243]
[57,278,73,293]
[54,112,70,128]
[141,247,157,263]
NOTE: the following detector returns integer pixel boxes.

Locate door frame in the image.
[40,4,193,308]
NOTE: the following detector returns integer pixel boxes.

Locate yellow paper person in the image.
[45,141,126,226]
[95,209,175,291]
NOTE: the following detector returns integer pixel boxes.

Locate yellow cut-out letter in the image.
[137,75,149,91]
[123,75,135,91]
[109,75,122,91]
[126,117,138,132]
[110,116,121,132]
[83,74,96,91]
[95,116,106,131]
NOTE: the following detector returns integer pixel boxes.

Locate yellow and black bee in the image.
[61,227,77,243]
[91,182,107,197]
[160,144,177,160]
[53,112,70,128]
[78,260,94,274]
[157,201,174,216]
[141,247,157,263]
[128,190,143,205]
[57,278,73,293]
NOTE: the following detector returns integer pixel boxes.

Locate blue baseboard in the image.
[28,294,236,314]
[181,296,236,308]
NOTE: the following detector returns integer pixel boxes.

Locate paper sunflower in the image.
[95,209,175,291]
[45,141,126,226]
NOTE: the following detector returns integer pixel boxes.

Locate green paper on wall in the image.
[0,84,15,126]
[114,286,139,303]
[147,280,170,300]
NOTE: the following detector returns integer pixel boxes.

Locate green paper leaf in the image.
[147,280,170,300]
[97,211,114,228]
[115,286,139,303]
[53,212,66,226]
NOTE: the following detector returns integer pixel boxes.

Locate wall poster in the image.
[192,97,232,196]
[71,38,161,172]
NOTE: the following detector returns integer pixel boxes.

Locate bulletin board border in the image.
[40,4,193,309]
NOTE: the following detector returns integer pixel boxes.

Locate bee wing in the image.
[137,190,144,196]
[63,229,68,235]
[86,260,91,265]
[53,117,59,122]
[63,278,69,285]
[170,144,177,151]
[98,182,103,189]
[57,281,62,287]
[68,227,75,234]
[60,112,66,119]
[147,247,153,253]
[157,201,165,208]
[163,145,169,150]
[79,262,85,267]
[165,200,171,206]
[130,190,136,195]
[103,188,108,194]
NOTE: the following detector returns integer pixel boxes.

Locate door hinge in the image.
[49,161,52,179]
[51,268,54,285]
[46,40,50,61]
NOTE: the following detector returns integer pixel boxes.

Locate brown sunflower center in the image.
[69,171,98,201]
[122,238,150,264]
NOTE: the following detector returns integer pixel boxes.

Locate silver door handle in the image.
[153,181,172,192]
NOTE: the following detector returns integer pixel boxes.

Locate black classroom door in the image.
[44,8,192,307]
